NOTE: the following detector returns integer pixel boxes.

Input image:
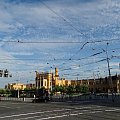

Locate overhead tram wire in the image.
[59,44,105,68]
[39,1,84,36]
[52,39,120,67]
[69,39,120,59]
[0,47,117,71]
[59,48,120,73]
[0,2,119,72]
[0,59,112,71]
[0,38,120,44]
[2,47,112,70]
[0,51,105,61]
[62,54,116,71]
[61,53,120,73]
[0,61,44,67]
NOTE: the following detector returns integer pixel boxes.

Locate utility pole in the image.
[93,72,96,94]
[105,43,114,101]
[50,67,53,92]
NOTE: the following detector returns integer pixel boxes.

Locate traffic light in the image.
[9,74,12,77]
[0,69,12,78]
[4,69,9,77]
[0,70,3,77]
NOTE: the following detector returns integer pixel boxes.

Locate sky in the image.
[0,0,120,88]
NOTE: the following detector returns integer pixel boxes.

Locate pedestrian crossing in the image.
[0,104,120,120]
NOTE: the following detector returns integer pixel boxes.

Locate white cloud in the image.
[0,0,120,87]
[0,22,14,32]
[9,52,33,56]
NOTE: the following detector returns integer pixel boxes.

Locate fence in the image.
[51,93,120,103]
[0,97,33,102]
[1,93,120,104]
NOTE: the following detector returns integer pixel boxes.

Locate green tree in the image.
[24,88,29,91]
[31,87,37,90]
[75,85,81,93]
[0,89,5,94]
[66,85,74,95]
[52,85,60,93]
[59,85,66,94]
[81,85,89,93]
[5,89,11,94]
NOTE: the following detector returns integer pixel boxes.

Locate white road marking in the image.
[90,111,102,113]
[53,109,71,111]
[36,113,84,120]
[14,112,71,120]
[14,116,43,120]
[0,106,11,109]
[74,106,92,109]
[82,110,90,112]
[36,115,68,120]
[14,110,102,120]
[1,105,120,120]
[0,108,71,119]
[93,108,103,111]
[105,109,120,112]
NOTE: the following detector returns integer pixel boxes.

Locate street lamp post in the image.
[16,80,19,98]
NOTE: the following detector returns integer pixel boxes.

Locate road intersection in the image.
[0,102,120,120]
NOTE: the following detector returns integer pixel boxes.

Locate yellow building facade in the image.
[35,68,71,91]
[7,83,26,90]
[35,68,120,93]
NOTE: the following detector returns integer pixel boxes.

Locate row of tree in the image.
[52,85,89,95]
[0,89,11,96]
[0,85,89,97]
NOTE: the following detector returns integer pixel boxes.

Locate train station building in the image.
[35,68,120,93]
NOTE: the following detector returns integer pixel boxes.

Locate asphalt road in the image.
[0,101,120,120]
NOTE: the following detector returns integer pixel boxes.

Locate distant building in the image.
[35,68,120,93]
[26,83,35,89]
[35,68,71,91]
[5,83,26,90]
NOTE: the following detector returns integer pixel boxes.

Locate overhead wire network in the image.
[0,39,119,77]
[0,1,120,80]
[0,38,120,43]
[0,47,119,61]
[59,45,120,79]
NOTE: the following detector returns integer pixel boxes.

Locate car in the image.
[32,96,50,103]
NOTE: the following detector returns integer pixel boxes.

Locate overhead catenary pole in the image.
[50,67,53,92]
[105,43,114,101]
[93,72,96,94]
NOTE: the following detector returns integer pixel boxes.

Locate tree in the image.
[31,87,37,90]
[66,85,74,95]
[75,85,81,93]
[24,88,29,91]
[5,89,11,94]
[52,85,60,93]
[0,89,5,94]
[81,85,89,93]
[59,85,66,94]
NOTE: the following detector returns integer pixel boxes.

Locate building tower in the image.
[55,68,59,80]
[54,68,59,85]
